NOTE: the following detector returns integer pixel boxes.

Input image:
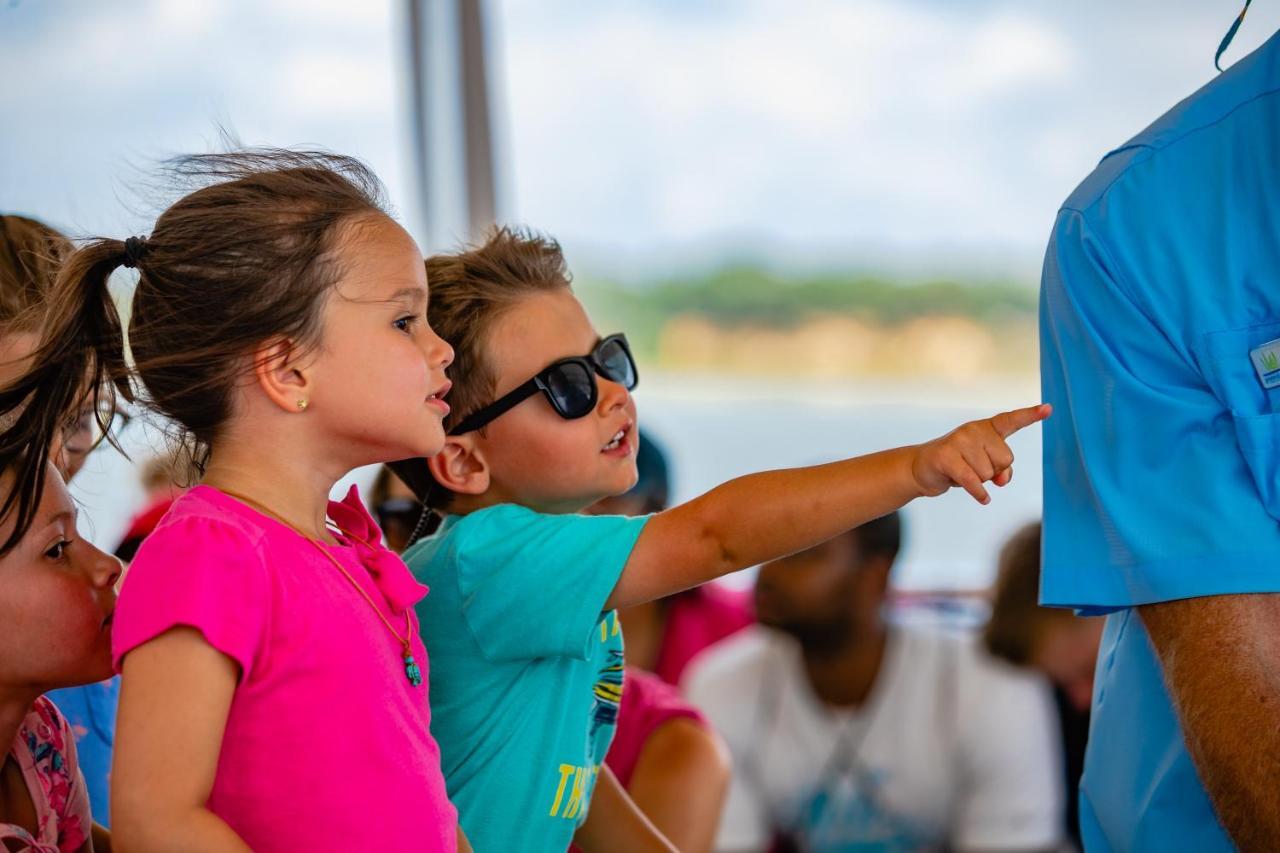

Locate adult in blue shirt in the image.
[1041,27,1280,851]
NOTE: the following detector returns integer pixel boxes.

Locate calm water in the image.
[70,374,1043,591]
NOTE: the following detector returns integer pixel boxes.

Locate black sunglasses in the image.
[449,333,638,435]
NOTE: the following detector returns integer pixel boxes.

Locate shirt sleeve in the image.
[112,515,271,679]
[952,657,1063,851]
[450,505,649,662]
[684,649,771,853]
[1040,206,1280,611]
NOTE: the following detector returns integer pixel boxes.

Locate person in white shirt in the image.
[684,511,1063,853]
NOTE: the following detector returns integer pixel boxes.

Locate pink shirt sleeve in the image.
[112,514,271,679]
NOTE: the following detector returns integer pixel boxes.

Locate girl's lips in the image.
[426,379,452,416]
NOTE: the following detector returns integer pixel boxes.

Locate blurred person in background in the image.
[112,449,194,563]
[686,511,1063,852]
[984,521,1103,850]
[371,464,424,553]
[590,432,753,685]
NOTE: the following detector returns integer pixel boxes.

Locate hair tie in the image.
[122,235,149,269]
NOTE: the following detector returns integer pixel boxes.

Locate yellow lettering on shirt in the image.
[598,611,621,643]
[548,763,575,817]
[564,766,588,819]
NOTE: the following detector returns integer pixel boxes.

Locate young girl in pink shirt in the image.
[0,150,465,851]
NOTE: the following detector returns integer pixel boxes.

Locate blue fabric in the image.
[1040,29,1280,851]
[404,504,647,853]
[45,678,119,827]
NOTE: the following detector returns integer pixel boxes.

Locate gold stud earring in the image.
[297,399,309,411]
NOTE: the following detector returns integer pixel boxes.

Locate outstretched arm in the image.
[607,404,1049,610]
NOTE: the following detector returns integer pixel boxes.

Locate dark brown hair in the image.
[0,149,389,553]
[983,521,1071,666]
[0,215,73,332]
[391,227,572,509]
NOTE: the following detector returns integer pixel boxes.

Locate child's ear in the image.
[427,436,489,496]
[252,337,310,414]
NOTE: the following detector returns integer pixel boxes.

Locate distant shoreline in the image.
[639,370,1042,409]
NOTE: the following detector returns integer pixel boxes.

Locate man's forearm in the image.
[1141,594,1280,851]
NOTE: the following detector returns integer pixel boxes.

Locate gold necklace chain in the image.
[214,487,423,686]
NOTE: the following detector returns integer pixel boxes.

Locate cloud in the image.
[3,0,1277,278]
[496,0,1279,275]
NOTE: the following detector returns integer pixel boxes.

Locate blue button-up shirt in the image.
[1040,28,1280,852]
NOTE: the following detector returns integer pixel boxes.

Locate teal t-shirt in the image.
[404,504,648,853]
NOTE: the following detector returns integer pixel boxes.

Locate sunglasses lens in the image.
[598,338,637,389]
[545,362,596,418]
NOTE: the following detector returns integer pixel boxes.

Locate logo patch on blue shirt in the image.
[1250,339,1280,388]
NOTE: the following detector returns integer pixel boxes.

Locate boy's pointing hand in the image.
[910,403,1052,505]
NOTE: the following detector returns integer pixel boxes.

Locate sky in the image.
[2,0,1278,281]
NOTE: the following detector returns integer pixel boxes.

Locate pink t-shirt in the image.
[655,583,754,687]
[113,485,456,852]
[605,667,706,788]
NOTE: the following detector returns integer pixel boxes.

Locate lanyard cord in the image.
[1216,0,1254,71]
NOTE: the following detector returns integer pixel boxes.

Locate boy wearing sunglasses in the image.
[394,228,1049,853]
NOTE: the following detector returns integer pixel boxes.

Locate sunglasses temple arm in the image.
[447,379,542,436]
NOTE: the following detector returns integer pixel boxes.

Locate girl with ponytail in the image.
[0,151,464,851]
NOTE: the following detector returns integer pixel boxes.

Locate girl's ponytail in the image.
[0,238,134,553]
[1,149,390,553]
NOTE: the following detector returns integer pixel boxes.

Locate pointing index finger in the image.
[990,403,1052,439]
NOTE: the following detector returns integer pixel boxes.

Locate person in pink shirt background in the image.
[0,149,465,852]
[590,433,755,687]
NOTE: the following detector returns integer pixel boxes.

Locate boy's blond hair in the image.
[413,226,573,507]
[427,226,572,433]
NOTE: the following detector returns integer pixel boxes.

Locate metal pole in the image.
[459,0,497,237]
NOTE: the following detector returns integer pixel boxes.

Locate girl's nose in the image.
[424,323,454,371]
[88,543,124,590]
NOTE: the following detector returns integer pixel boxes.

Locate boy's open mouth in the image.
[601,423,633,453]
